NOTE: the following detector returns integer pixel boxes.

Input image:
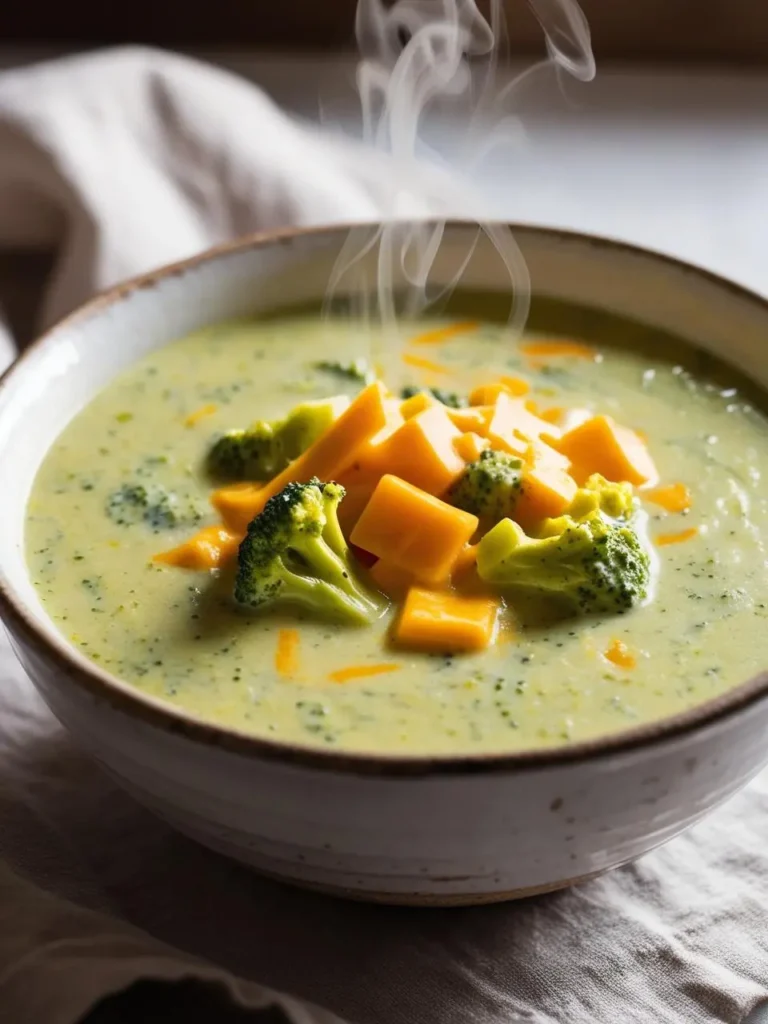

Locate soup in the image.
[25,302,768,754]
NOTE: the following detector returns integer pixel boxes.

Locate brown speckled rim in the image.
[2,221,768,778]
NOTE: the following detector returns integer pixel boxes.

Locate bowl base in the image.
[170,816,608,904]
[247,866,607,906]
[146,799,610,906]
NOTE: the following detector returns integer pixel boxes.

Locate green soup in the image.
[25,300,768,754]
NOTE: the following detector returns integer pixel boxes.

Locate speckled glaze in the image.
[2,223,768,905]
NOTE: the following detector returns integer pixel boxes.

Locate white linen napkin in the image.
[1,45,768,1024]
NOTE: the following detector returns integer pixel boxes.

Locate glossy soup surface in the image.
[26,302,768,753]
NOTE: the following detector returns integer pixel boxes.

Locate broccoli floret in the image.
[235,479,385,625]
[314,359,374,384]
[207,397,349,481]
[208,423,283,481]
[106,484,201,533]
[400,386,467,409]
[477,511,651,616]
[448,449,523,520]
[279,397,349,456]
[567,474,635,521]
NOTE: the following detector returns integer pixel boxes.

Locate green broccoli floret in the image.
[567,474,635,521]
[279,397,349,455]
[314,359,374,384]
[448,449,523,520]
[207,423,282,481]
[106,484,201,533]
[234,479,385,625]
[400,386,468,408]
[477,511,651,616]
[207,396,349,481]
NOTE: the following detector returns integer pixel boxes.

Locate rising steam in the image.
[323,0,594,340]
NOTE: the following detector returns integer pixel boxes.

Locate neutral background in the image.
[2,48,768,347]
[1,0,768,62]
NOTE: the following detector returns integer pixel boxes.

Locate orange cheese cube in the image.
[486,397,528,457]
[485,393,562,459]
[488,392,562,452]
[395,587,500,652]
[469,377,530,405]
[515,441,577,524]
[470,382,508,406]
[447,405,494,434]
[453,431,489,463]
[365,405,466,496]
[287,379,391,480]
[211,483,264,533]
[558,414,657,486]
[339,401,405,484]
[540,406,565,425]
[359,396,406,451]
[350,475,478,583]
[400,391,438,420]
[336,459,381,493]
[238,381,390,519]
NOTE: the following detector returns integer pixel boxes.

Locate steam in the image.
[323,0,594,340]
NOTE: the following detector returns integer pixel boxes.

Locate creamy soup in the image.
[26,299,768,753]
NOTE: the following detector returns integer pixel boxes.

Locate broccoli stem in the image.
[319,510,348,560]
[291,534,379,622]
[278,569,376,625]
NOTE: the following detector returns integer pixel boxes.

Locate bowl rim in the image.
[2,219,768,778]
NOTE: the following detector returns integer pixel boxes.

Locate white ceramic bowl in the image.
[2,223,768,906]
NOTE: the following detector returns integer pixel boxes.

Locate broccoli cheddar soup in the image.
[26,301,768,754]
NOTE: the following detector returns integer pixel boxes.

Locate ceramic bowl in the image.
[1,223,768,906]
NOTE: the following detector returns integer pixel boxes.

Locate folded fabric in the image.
[0,47,387,343]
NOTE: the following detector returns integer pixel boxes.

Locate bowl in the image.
[1,222,767,906]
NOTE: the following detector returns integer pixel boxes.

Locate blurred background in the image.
[2,0,768,341]
[2,0,767,62]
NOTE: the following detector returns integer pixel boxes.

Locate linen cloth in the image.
[0,46,767,1024]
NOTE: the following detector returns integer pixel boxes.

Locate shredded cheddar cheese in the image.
[656,526,699,547]
[604,639,637,670]
[183,403,218,428]
[408,321,478,346]
[402,353,453,375]
[645,483,692,513]
[329,663,401,683]
[275,629,300,678]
